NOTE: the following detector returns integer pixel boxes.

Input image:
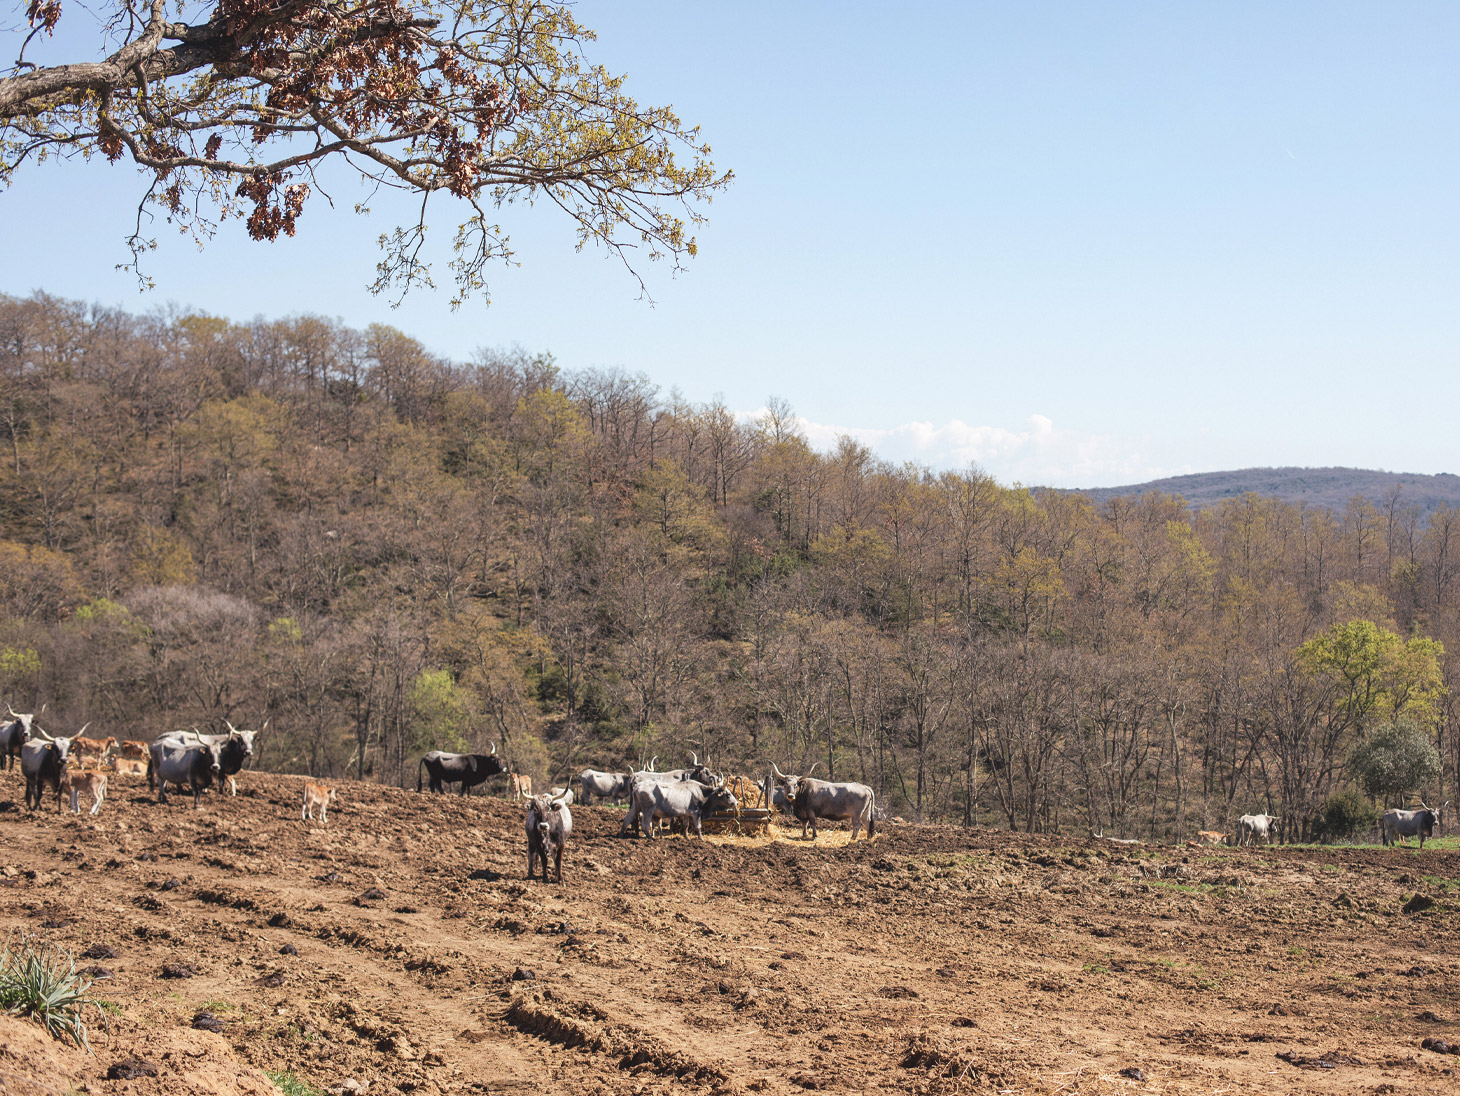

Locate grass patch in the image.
[0,935,97,1050]
[201,998,242,1013]
[266,1071,324,1096]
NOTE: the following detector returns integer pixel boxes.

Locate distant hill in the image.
[1072,467,1460,516]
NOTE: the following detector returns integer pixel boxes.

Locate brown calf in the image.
[61,770,107,816]
[508,772,533,800]
[72,735,117,759]
[118,740,150,760]
[302,781,337,823]
[1196,830,1228,846]
[109,758,148,777]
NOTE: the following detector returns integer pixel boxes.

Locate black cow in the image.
[417,747,506,795]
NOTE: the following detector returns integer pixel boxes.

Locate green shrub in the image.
[1313,788,1379,844]
[0,936,96,1049]
[1350,718,1442,806]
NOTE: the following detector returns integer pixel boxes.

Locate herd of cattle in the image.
[0,710,1450,878]
[0,705,259,815]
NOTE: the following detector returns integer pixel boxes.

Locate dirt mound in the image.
[0,771,1456,1095]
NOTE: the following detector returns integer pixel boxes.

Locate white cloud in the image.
[741,410,1187,489]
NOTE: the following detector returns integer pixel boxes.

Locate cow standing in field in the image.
[1235,813,1280,847]
[417,746,506,795]
[525,791,573,882]
[619,758,717,835]
[72,735,116,767]
[21,733,72,811]
[1195,830,1228,846]
[61,771,107,816]
[0,707,38,770]
[154,723,258,795]
[1381,804,1446,849]
[148,739,224,808]
[630,778,737,839]
[577,768,632,806]
[772,763,877,842]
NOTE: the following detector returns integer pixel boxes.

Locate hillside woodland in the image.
[1079,467,1460,516]
[0,291,1457,841]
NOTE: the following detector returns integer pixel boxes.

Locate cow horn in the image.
[771,762,787,780]
[690,751,698,766]
[225,720,237,735]
[807,762,820,775]
[38,703,46,715]
[261,719,269,732]
[489,742,497,756]
[4,705,13,717]
[649,755,658,771]
[75,722,90,737]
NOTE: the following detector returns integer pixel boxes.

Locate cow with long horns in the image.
[771,763,877,842]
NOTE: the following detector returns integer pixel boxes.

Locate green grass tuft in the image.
[0,935,97,1050]
[266,1071,325,1096]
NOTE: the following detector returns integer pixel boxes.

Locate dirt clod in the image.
[160,962,196,979]
[512,967,536,981]
[107,1058,161,1079]
[81,944,116,959]
[193,1010,227,1032]
[1118,1066,1146,1081]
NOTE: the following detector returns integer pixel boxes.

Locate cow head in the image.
[224,722,259,758]
[6,707,35,738]
[704,784,739,815]
[203,740,225,777]
[771,762,803,802]
[51,736,72,765]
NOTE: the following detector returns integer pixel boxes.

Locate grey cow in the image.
[155,722,259,795]
[619,760,718,835]
[525,791,573,882]
[0,706,38,770]
[771,763,877,842]
[1381,804,1445,849]
[630,779,737,839]
[1234,813,1280,847]
[148,739,224,808]
[21,733,72,811]
[577,768,632,806]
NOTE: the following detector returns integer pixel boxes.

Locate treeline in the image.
[0,291,1456,840]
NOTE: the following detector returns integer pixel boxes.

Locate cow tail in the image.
[417,756,425,793]
[868,809,876,839]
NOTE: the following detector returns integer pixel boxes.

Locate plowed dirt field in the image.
[0,772,1457,1096]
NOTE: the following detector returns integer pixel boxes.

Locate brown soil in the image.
[0,772,1457,1095]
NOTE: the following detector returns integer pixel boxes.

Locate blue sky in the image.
[4,2,1459,487]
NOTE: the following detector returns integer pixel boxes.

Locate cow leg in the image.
[553,844,563,882]
[228,775,237,796]
[90,788,103,816]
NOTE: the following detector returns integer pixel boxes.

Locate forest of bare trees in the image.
[0,291,1455,841]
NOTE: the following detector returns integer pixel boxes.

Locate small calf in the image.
[61,770,107,816]
[72,735,117,761]
[302,781,337,823]
[509,772,533,800]
[118,740,150,760]
[1196,830,1228,846]
[109,758,148,777]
